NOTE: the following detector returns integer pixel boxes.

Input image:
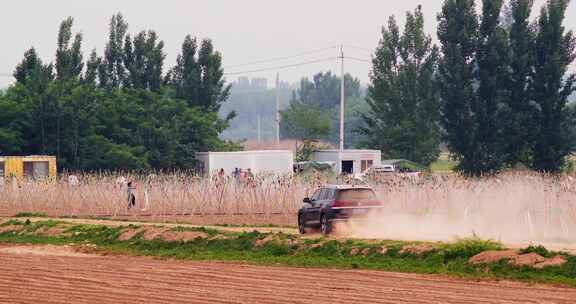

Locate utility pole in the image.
[339,45,345,152]
[275,73,281,146]
[257,115,262,144]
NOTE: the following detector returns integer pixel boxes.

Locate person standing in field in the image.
[233,168,240,183]
[127,181,136,210]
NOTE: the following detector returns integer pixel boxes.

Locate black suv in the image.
[297,185,382,235]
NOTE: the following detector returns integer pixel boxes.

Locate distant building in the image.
[251,78,268,89]
[236,76,251,89]
[195,150,293,176]
[232,77,270,91]
[0,156,57,180]
[312,150,381,174]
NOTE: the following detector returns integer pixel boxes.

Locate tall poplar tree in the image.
[362,6,441,166]
[500,0,537,167]
[55,17,84,81]
[437,0,480,174]
[124,30,165,92]
[198,39,230,113]
[531,0,576,172]
[474,0,509,172]
[99,13,128,89]
[167,35,201,107]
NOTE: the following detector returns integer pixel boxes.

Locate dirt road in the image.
[0,245,574,304]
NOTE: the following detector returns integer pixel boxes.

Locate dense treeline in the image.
[365,0,576,174]
[1,2,574,175]
[280,72,369,149]
[0,14,237,170]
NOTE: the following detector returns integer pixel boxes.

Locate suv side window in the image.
[311,189,322,201]
[323,189,335,200]
[318,188,327,201]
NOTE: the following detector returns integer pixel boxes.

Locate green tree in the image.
[3,14,236,172]
[292,72,363,146]
[166,35,201,106]
[198,39,230,113]
[167,37,231,114]
[12,49,54,154]
[0,94,27,154]
[531,0,576,172]
[500,0,537,167]
[281,103,331,160]
[437,0,481,175]
[83,49,101,86]
[362,6,441,166]
[294,72,361,109]
[55,17,84,81]
[124,31,165,92]
[474,0,509,172]
[99,13,128,89]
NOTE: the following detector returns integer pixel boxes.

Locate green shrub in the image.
[441,238,502,260]
[520,245,551,258]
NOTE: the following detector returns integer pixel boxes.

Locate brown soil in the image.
[470,250,567,268]
[141,227,167,240]
[0,225,22,233]
[469,250,519,264]
[117,227,143,241]
[36,226,70,237]
[0,244,575,304]
[534,255,568,269]
[161,230,207,242]
[254,235,275,247]
[511,253,547,266]
[118,227,208,242]
[0,245,96,258]
[399,243,436,256]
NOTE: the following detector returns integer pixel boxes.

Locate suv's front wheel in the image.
[320,214,332,235]
[298,214,306,234]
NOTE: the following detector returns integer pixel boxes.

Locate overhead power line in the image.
[343,45,374,54]
[224,57,339,76]
[344,56,372,63]
[224,45,339,69]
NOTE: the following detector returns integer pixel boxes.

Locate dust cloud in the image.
[342,173,576,246]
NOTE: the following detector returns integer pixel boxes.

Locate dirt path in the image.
[5,217,576,253]
[0,216,299,234]
[0,245,574,304]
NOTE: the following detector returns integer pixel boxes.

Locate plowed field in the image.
[0,244,574,304]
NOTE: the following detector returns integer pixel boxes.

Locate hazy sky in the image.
[1,0,574,88]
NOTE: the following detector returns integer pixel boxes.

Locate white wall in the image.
[197,151,293,175]
[312,150,381,174]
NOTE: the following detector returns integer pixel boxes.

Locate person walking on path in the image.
[127,181,137,210]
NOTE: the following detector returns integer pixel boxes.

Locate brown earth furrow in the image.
[0,262,564,299]
[0,272,233,304]
[0,267,281,303]
[180,268,520,304]
[1,248,575,304]
[115,265,431,303]
[2,282,217,304]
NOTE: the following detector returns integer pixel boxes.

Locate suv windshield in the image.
[337,189,377,201]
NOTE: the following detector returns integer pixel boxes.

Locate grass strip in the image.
[0,219,574,288]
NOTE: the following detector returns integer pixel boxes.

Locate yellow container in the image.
[0,156,57,180]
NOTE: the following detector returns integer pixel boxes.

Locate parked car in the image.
[298,185,383,235]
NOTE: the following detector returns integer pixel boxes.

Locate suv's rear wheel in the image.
[320,214,332,235]
[298,214,306,234]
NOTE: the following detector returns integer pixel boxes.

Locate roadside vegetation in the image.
[1,219,574,287]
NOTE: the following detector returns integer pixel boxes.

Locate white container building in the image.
[195,150,294,176]
[312,150,381,174]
